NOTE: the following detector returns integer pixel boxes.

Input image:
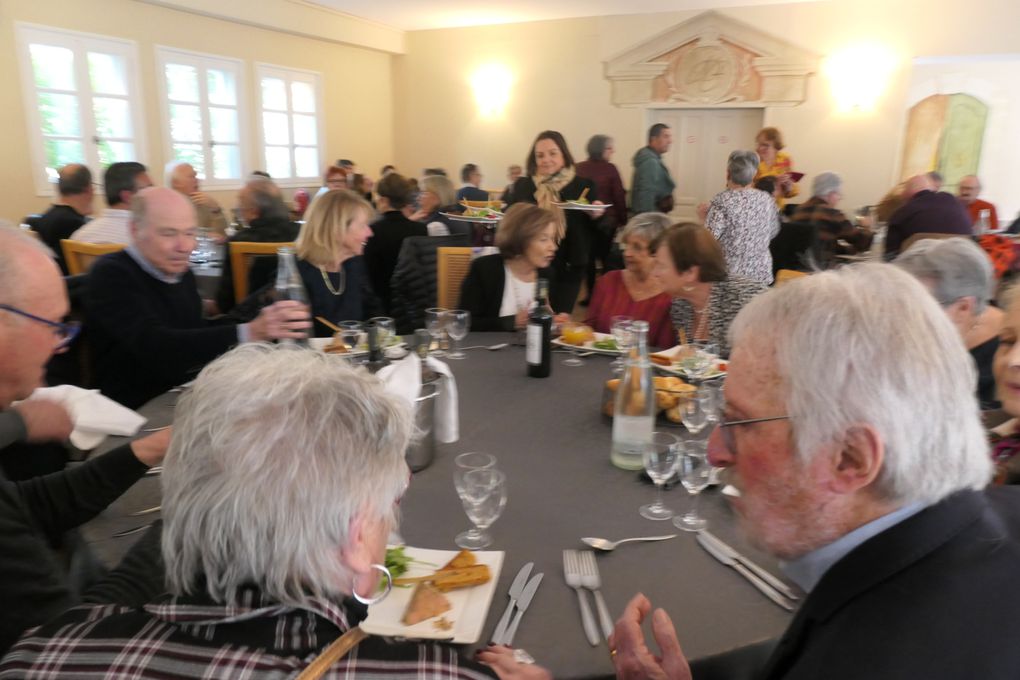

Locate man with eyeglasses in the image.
[0,227,171,654]
[611,264,1020,679]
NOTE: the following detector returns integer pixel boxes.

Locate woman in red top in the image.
[585,212,675,349]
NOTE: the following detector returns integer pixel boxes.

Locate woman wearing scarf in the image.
[508,130,604,313]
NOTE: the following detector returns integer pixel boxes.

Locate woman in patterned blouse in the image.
[704,150,781,285]
[651,223,767,357]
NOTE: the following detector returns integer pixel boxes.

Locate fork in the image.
[577,550,614,639]
[563,550,600,646]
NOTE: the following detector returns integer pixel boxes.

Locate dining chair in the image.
[60,240,126,276]
[775,269,809,286]
[229,241,294,302]
[436,246,473,309]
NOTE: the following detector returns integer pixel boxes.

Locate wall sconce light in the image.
[470,63,513,118]
[825,45,897,112]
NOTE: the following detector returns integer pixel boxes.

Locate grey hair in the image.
[161,344,414,607]
[245,178,290,221]
[164,160,187,184]
[421,174,457,207]
[811,171,842,199]
[0,227,53,306]
[727,150,759,186]
[729,263,991,505]
[617,212,673,246]
[894,237,993,314]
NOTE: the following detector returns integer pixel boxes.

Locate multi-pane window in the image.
[256,64,323,184]
[157,48,244,187]
[16,24,145,194]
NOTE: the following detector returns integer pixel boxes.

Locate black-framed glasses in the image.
[718,415,790,453]
[0,304,80,349]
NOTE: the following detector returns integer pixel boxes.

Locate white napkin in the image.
[376,353,459,444]
[20,385,147,450]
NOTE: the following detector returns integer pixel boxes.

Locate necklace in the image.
[320,266,346,296]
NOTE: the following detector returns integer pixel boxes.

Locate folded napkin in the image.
[377,353,459,443]
[20,385,148,450]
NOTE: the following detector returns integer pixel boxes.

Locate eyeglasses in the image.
[718,414,790,453]
[0,304,80,350]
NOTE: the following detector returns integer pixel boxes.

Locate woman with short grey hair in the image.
[701,149,781,284]
[584,212,675,348]
[895,236,1002,408]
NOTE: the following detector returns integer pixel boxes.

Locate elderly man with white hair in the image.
[86,186,310,408]
[789,171,873,265]
[611,263,1020,679]
[165,160,229,236]
[1,345,547,679]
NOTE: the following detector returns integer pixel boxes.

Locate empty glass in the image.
[369,316,396,348]
[453,451,496,496]
[425,307,447,357]
[681,392,712,434]
[640,432,680,521]
[456,468,507,549]
[610,316,633,374]
[446,310,471,360]
[674,446,712,532]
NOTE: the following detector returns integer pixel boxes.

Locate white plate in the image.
[552,331,622,355]
[651,345,726,380]
[440,211,503,224]
[360,547,504,643]
[554,202,612,211]
[308,337,406,357]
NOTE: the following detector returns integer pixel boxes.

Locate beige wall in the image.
[0,0,395,223]
[393,0,1020,216]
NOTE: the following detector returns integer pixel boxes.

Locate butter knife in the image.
[490,562,533,645]
[700,530,799,600]
[503,573,543,646]
[696,532,794,611]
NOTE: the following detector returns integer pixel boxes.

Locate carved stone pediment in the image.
[604,10,819,107]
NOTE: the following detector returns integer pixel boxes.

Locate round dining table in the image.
[83,332,794,679]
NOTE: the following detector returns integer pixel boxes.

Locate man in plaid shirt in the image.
[789,172,873,267]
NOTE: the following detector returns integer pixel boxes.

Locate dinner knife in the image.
[696,532,794,611]
[490,562,533,645]
[503,573,544,646]
[699,530,799,601]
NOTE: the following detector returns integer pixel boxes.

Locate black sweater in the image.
[364,211,427,314]
[458,254,558,331]
[87,251,239,409]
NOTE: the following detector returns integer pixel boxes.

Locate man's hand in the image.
[12,400,74,443]
[247,301,312,342]
[476,646,552,680]
[130,426,172,468]
[610,593,691,680]
[189,191,221,212]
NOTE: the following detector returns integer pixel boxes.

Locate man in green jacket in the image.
[630,123,676,215]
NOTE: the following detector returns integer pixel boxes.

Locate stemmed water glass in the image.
[425,307,447,357]
[446,310,471,360]
[680,391,712,434]
[610,316,633,374]
[369,317,396,348]
[640,432,680,520]
[674,442,711,531]
[676,342,718,381]
[455,468,507,549]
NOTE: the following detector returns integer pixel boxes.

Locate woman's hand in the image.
[476,646,552,680]
[778,173,794,196]
[696,203,709,222]
[588,200,607,220]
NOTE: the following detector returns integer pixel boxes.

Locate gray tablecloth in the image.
[83,332,793,679]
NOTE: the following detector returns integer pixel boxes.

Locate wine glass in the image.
[676,342,718,381]
[453,451,496,496]
[561,322,589,367]
[674,447,711,532]
[446,310,471,360]
[640,432,680,520]
[338,320,363,357]
[425,307,447,357]
[680,392,711,434]
[455,468,507,549]
[369,316,396,349]
[610,316,633,374]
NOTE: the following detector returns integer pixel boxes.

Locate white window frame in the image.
[156,46,248,190]
[15,22,147,196]
[255,63,325,188]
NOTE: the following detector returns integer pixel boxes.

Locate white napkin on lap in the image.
[21,385,147,450]
[376,354,459,444]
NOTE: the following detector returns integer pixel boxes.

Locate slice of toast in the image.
[432,564,491,592]
[402,582,452,626]
[439,549,477,571]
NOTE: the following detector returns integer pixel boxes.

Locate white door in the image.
[649,108,764,221]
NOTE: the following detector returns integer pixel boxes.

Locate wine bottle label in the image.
[526,324,542,365]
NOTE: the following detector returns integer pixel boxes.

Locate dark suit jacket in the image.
[760,488,1020,679]
[456,185,489,202]
[458,254,557,331]
[885,190,972,256]
[364,211,427,313]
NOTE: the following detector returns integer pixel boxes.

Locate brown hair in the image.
[375,172,413,209]
[650,222,728,282]
[297,189,373,267]
[525,130,575,177]
[495,204,557,260]
[322,165,347,186]
[756,126,785,151]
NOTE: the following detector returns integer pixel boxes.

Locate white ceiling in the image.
[308,0,819,31]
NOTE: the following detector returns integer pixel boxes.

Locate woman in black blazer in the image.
[507,130,606,312]
[458,204,572,331]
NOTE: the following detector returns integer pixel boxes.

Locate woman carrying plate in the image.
[459,204,572,331]
[508,130,605,313]
[651,223,767,358]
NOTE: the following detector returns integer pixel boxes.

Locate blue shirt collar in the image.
[781,502,926,593]
[126,245,184,284]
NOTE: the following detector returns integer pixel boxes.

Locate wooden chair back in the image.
[436,247,473,309]
[60,240,126,275]
[229,241,294,301]
[775,269,809,286]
